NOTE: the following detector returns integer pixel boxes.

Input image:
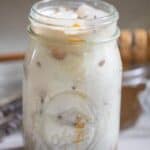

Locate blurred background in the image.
[0,0,150,149]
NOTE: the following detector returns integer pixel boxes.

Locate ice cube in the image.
[76,4,107,19]
[41,7,78,19]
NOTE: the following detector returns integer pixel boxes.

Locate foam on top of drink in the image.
[40,4,108,20]
[42,7,78,20]
[31,3,108,31]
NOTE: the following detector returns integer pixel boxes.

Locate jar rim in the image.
[29,0,119,29]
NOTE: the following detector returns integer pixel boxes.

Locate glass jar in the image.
[23,0,122,150]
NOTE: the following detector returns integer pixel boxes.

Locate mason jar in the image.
[23,0,122,149]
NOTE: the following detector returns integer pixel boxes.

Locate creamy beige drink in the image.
[23,0,122,150]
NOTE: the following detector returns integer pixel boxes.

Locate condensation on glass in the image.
[23,0,122,150]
